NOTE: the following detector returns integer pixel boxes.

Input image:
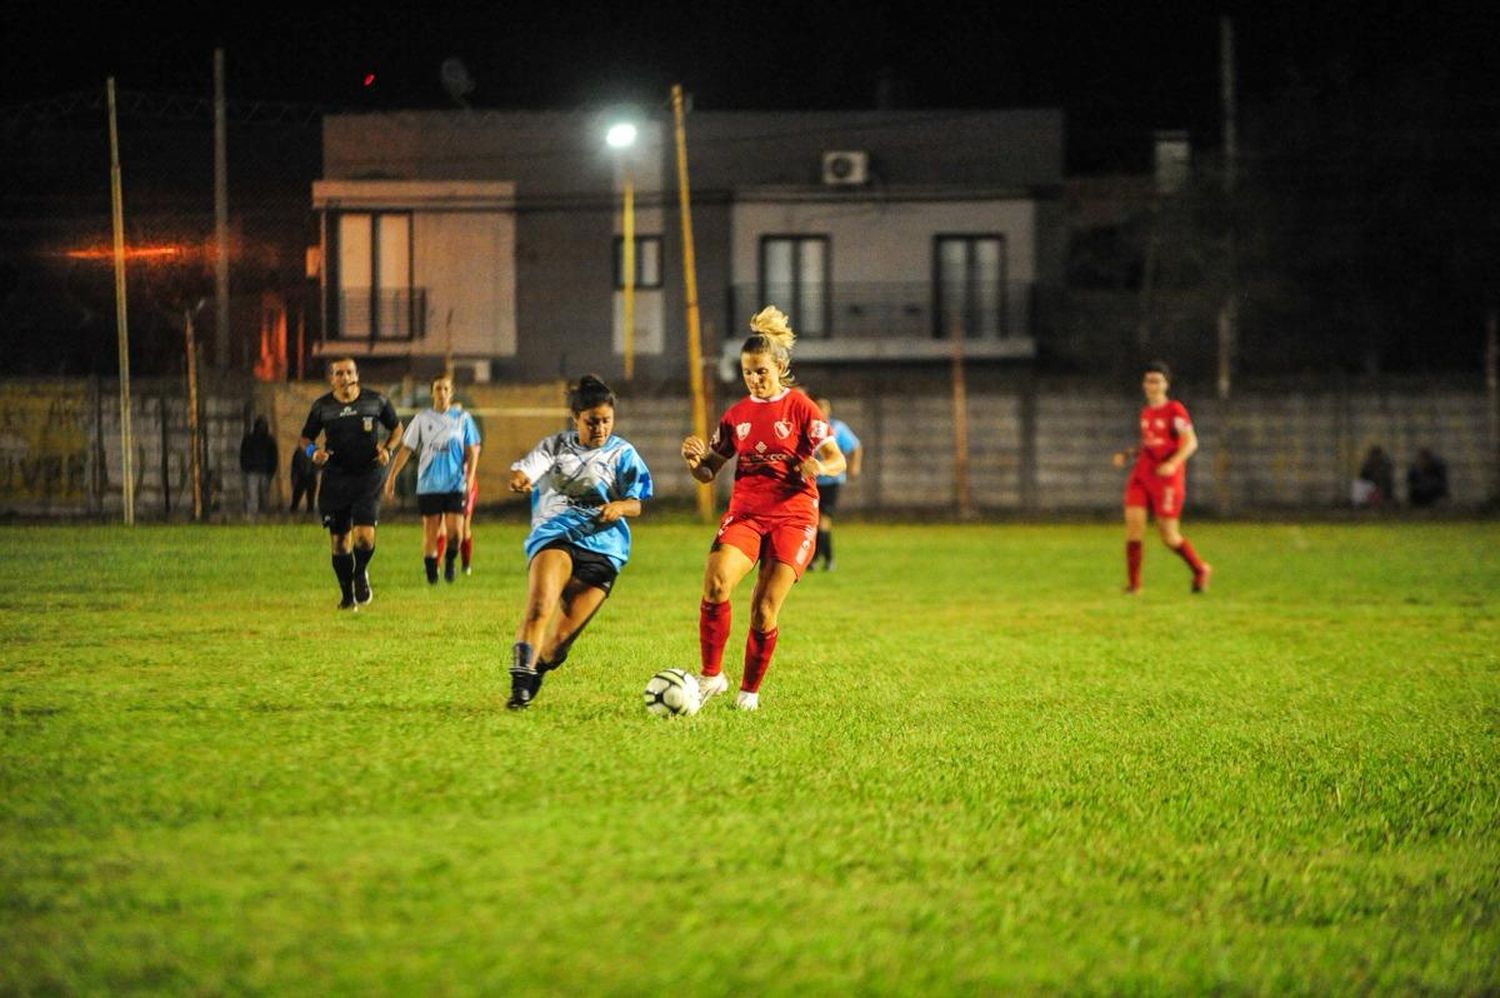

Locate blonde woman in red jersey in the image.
[1112,360,1212,593]
[680,307,847,710]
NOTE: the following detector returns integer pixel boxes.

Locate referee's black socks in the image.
[353,544,375,580]
[424,556,439,584]
[332,553,355,599]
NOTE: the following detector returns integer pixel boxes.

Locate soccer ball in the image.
[643,668,699,717]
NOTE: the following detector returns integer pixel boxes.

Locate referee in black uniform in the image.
[299,357,403,611]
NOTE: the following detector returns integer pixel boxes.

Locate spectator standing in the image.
[239,416,278,518]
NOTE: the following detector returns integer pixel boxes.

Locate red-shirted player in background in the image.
[680,306,847,711]
[1112,361,1212,594]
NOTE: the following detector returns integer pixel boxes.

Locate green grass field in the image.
[2,520,1497,993]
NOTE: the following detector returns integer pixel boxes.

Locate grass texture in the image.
[1,521,1497,994]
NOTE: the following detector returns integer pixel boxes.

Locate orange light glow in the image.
[65,244,186,261]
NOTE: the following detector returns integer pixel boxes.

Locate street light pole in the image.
[606,122,638,382]
[622,163,635,381]
[107,77,135,525]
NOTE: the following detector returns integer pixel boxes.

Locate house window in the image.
[933,235,1007,339]
[613,235,663,290]
[334,212,422,341]
[759,235,829,339]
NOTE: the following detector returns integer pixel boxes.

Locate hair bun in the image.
[749,306,793,338]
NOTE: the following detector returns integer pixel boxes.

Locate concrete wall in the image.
[5,377,1491,518]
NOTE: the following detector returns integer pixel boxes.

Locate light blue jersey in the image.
[512,432,653,570]
[816,418,861,486]
[402,407,481,494]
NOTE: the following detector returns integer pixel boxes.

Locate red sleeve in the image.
[1171,401,1193,434]
[801,395,830,453]
[710,407,737,459]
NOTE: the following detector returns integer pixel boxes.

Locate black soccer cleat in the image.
[506,668,537,710]
[337,595,358,612]
[354,572,373,606]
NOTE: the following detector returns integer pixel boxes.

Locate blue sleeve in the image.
[837,422,860,453]
[616,445,654,502]
[464,414,481,447]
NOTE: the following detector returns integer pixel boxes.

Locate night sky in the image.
[4,1,1494,167]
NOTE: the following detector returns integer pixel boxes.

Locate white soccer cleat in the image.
[733,690,759,711]
[696,672,729,708]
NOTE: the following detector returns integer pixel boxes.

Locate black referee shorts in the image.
[320,468,384,533]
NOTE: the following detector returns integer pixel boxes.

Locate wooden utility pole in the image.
[185,306,204,521]
[214,49,231,368]
[1486,310,1498,503]
[672,84,713,522]
[950,317,972,518]
[1217,14,1237,402]
[1214,15,1238,516]
[107,78,135,525]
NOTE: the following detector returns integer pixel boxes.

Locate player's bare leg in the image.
[698,544,756,704]
[1158,516,1211,593]
[509,549,570,709]
[526,578,609,705]
[1123,505,1148,593]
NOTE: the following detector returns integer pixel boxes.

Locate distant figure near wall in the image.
[239,416,278,518]
[1407,448,1449,507]
[1353,445,1395,508]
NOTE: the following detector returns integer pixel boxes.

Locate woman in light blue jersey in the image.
[505,375,653,709]
[385,376,482,584]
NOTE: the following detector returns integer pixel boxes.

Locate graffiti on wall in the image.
[0,386,89,500]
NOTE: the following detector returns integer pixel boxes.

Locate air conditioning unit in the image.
[822,150,869,186]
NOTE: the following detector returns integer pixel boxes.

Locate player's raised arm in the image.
[682,435,726,483]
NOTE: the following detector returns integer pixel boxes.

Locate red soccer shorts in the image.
[1124,467,1186,518]
[713,511,818,578]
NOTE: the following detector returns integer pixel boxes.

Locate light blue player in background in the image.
[811,395,862,571]
[384,375,482,584]
[505,374,653,710]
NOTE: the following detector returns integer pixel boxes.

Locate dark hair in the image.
[568,374,616,414]
[1143,360,1172,381]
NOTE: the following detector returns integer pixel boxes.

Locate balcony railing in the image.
[728,281,1035,360]
[337,288,427,342]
